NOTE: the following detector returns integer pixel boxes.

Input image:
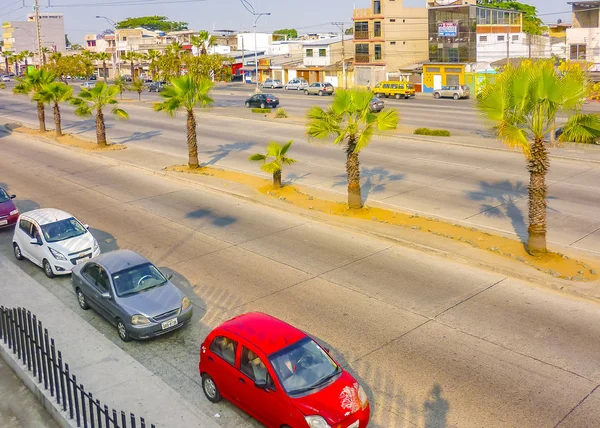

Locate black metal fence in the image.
[0,306,156,428]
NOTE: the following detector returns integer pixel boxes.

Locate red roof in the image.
[220,312,306,356]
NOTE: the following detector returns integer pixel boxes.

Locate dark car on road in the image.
[72,249,193,342]
[245,93,279,109]
[0,187,18,228]
[370,97,385,113]
[148,81,168,92]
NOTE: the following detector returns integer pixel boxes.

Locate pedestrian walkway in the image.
[0,255,220,428]
[0,358,59,428]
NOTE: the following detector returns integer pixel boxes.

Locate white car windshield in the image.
[41,217,87,243]
[269,337,340,395]
[0,188,9,203]
[112,263,167,297]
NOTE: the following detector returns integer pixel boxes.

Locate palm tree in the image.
[121,51,138,79]
[249,141,297,188]
[70,81,128,146]
[146,49,161,80]
[4,53,11,76]
[192,30,216,56]
[307,89,399,208]
[41,47,52,65]
[14,69,56,132]
[129,78,145,101]
[113,75,127,99]
[95,52,111,82]
[33,81,73,137]
[154,76,213,168]
[21,50,33,72]
[478,59,600,255]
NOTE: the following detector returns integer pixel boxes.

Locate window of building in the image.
[374,44,382,60]
[512,34,519,41]
[374,0,381,14]
[570,44,587,60]
[390,19,396,22]
[497,35,505,42]
[390,41,396,45]
[448,48,459,63]
[445,68,463,73]
[447,75,460,86]
[374,21,381,37]
[319,48,326,57]
[355,21,368,40]
[355,43,369,62]
[306,48,313,57]
[479,36,487,42]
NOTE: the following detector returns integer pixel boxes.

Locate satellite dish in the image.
[557,19,562,24]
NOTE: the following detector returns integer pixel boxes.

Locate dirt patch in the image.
[167,164,598,282]
[13,126,125,151]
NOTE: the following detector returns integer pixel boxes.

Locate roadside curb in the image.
[0,343,76,428]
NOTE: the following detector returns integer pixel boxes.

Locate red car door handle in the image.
[239,378,245,384]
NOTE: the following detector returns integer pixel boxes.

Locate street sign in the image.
[438,22,458,37]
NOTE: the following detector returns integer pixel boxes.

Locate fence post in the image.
[73,375,81,427]
[140,417,145,428]
[81,384,89,428]
[121,411,127,428]
[26,311,34,373]
[40,322,48,390]
[96,399,102,428]
[33,316,42,383]
[112,409,118,428]
[0,307,6,343]
[88,392,95,428]
[130,413,136,428]
[10,308,17,356]
[51,339,61,404]
[18,308,26,365]
[104,405,109,428]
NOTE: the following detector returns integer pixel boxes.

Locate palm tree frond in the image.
[248,153,267,162]
[112,108,129,119]
[560,113,600,143]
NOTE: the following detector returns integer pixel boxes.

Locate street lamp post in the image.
[239,1,270,93]
[96,16,117,78]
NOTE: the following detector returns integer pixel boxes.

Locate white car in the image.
[80,82,96,89]
[12,208,101,278]
[1,76,10,82]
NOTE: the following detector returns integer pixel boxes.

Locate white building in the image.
[566,1,600,69]
[237,32,272,52]
[26,13,66,53]
[476,33,552,63]
[302,36,353,67]
[1,12,65,60]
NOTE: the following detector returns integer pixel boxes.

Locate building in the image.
[237,32,272,52]
[352,0,429,86]
[1,12,66,61]
[566,1,600,69]
[548,23,572,59]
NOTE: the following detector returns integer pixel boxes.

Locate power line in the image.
[48,0,207,7]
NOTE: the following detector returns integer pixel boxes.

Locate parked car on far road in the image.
[262,78,283,89]
[80,82,96,89]
[284,78,309,90]
[199,312,370,428]
[433,85,471,100]
[369,97,385,113]
[12,208,101,278]
[1,75,11,82]
[72,249,193,342]
[148,81,168,92]
[0,186,19,229]
[304,82,334,96]
[373,81,415,99]
[245,93,279,108]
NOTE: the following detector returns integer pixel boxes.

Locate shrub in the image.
[275,108,288,118]
[252,108,271,114]
[0,82,6,90]
[414,127,451,137]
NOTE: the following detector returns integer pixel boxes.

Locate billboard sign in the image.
[438,22,458,37]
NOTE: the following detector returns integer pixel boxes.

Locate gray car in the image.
[261,78,283,89]
[71,249,193,342]
[433,85,471,100]
[284,78,308,90]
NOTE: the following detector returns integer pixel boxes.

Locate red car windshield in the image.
[269,337,340,396]
[0,188,9,203]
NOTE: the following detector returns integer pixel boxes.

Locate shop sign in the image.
[438,22,458,37]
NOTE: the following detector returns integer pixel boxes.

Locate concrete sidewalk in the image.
[0,254,220,428]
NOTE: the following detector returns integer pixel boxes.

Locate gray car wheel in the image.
[304,90,309,95]
[43,259,55,278]
[202,373,221,403]
[453,93,460,100]
[13,243,23,260]
[76,288,90,310]
[434,92,441,99]
[116,319,131,342]
[318,90,324,96]
[245,101,250,108]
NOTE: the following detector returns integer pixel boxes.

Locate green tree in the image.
[146,49,161,79]
[116,16,188,32]
[191,30,216,55]
[154,76,214,168]
[249,141,297,188]
[14,69,56,132]
[121,51,138,79]
[95,52,111,82]
[478,59,600,255]
[273,29,298,39]
[129,78,145,101]
[4,53,11,76]
[307,89,399,208]
[33,81,73,137]
[21,50,33,72]
[71,82,129,146]
[41,47,52,65]
[113,75,127,99]
[476,0,545,35]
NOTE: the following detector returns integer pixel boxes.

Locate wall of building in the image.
[237,33,272,52]
[476,33,551,63]
[422,63,466,92]
[567,27,600,63]
[26,13,66,52]
[572,6,599,29]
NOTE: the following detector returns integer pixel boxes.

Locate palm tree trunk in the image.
[527,138,549,255]
[346,138,362,208]
[103,61,108,83]
[42,52,46,64]
[36,101,46,132]
[4,58,8,75]
[130,61,134,79]
[138,91,141,102]
[273,170,282,188]
[96,108,107,146]
[186,109,199,168]
[24,59,28,72]
[53,102,62,137]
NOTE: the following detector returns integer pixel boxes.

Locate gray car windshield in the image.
[0,188,9,203]
[112,263,167,297]
[41,217,87,243]
[270,337,340,395]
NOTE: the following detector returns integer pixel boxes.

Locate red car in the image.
[0,187,19,228]
[199,313,370,428]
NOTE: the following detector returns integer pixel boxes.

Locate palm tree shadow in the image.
[185,208,237,227]
[423,384,450,428]
[202,142,256,166]
[285,172,311,185]
[114,130,162,144]
[468,180,558,247]
[332,167,405,204]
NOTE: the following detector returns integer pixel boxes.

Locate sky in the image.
[0,0,575,43]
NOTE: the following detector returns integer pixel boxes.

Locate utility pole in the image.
[34,0,44,66]
[506,28,510,65]
[333,21,347,89]
[241,37,245,82]
[239,0,270,93]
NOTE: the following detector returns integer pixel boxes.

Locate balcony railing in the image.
[355,53,371,63]
[354,30,383,40]
[353,8,374,19]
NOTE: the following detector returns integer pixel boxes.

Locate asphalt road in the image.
[2,91,600,255]
[1,131,600,427]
